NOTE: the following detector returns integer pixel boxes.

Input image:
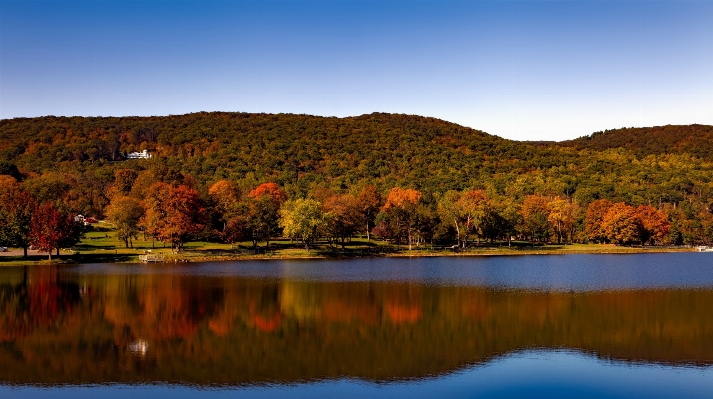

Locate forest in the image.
[1,112,712,254]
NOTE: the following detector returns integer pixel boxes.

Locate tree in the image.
[29,202,79,260]
[280,198,331,253]
[0,182,37,257]
[249,182,287,205]
[636,205,670,246]
[246,182,287,247]
[356,185,382,241]
[114,169,139,195]
[141,183,204,252]
[601,202,640,245]
[438,191,465,247]
[548,197,577,244]
[458,190,489,246]
[323,193,360,248]
[383,188,422,250]
[106,196,144,248]
[222,216,245,246]
[520,195,551,243]
[208,179,241,235]
[585,199,612,243]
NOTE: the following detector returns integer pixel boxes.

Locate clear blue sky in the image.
[1,0,712,141]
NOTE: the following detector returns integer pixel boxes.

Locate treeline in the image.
[1,113,713,252]
[1,171,707,257]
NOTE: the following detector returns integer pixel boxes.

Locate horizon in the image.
[1,0,712,141]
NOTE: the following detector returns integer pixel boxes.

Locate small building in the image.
[126,149,152,159]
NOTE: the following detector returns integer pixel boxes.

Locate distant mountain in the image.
[559,124,713,160]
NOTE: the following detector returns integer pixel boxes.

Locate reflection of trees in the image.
[102,275,222,341]
[0,267,79,341]
[1,272,713,385]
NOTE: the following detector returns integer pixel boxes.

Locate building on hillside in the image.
[126,149,152,159]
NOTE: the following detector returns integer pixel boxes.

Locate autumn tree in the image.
[141,183,204,251]
[601,202,641,245]
[356,185,382,241]
[249,182,287,205]
[548,197,577,244]
[636,205,670,246]
[106,196,144,248]
[245,182,287,247]
[29,202,81,260]
[208,180,238,211]
[585,199,612,243]
[0,178,37,257]
[520,195,551,243]
[383,187,422,250]
[280,198,331,253]
[208,180,246,244]
[114,169,139,195]
[458,190,490,246]
[323,193,360,248]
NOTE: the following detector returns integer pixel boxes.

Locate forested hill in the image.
[559,124,713,159]
[1,112,712,208]
[0,112,562,191]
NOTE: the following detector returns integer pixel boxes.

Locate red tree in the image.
[30,202,77,260]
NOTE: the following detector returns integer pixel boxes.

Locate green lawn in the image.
[0,222,692,266]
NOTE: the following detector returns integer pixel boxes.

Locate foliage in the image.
[29,202,80,260]
[280,198,331,252]
[141,183,204,251]
[105,196,144,248]
[2,113,713,247]
[0,182,37,256]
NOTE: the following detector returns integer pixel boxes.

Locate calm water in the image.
[1,253,712,398]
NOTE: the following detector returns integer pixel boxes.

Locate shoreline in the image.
[0,246,698,267]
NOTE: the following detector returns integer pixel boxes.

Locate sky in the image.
[1,0,712,141]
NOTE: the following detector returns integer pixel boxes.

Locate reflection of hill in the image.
[0,269,712,385]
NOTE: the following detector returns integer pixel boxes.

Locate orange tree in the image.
[601,202,640,245]
[382,188,422,250]
[585,199,613,243]
[142,183,204,252]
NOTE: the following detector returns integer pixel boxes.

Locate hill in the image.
[0,112,571,192]
[2,112,713,246]
[559,124,713,160]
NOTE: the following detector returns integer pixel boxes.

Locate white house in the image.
[126,149,152,159]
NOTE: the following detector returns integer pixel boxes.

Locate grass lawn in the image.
[0,222,693,266]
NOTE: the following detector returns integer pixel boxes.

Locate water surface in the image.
[1,253,712,397]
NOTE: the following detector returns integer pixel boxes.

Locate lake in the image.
[1,253,712,398]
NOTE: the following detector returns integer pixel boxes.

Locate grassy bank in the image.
[0,222,696,266]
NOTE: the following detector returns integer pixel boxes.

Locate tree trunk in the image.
[23,246,28,258]
[366,222,371,242]
[56,247,60,257]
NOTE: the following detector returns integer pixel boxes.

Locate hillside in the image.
[0,112,570,192]
[559,124,713,160]
[2,112,713,247]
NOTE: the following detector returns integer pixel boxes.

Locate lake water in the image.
[1,253,713,398]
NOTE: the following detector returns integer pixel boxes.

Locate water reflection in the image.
[0,264,712,386]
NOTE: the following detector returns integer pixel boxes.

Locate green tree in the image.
[280,198,331,253]
[106,196,144,248]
